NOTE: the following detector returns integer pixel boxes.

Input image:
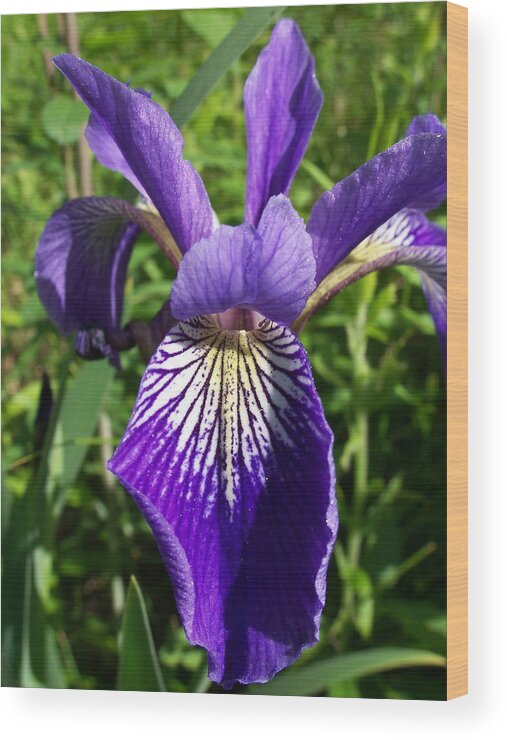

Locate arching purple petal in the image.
[86,112,148,200]
[244,18,323,226]
[295,209,446,365]
[405,114,447,211]
[368,208,447,248]
[108,317,337,687]
[255,195,315,323]
[406,113,446,137]
[364,211,447,360]
[308,132,447,283]
[363,211,447,291]
[53,54,213,253]
[35,197,141,366]
[171,196,315,325]
[170,224,260,319]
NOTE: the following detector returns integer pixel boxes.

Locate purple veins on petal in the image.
[244,18,323,226]
[405,114,447,211]
[308,132,447,283]
[85,112,148,201]
[365,210,447,349]
[169,223,261,320]
[34,197,141,366]
[53,54,213,253]
[170,195,316,326]
[296,207,447,360]
[108,316,338,687]
[348,209,447,364]
[255,195,316,323]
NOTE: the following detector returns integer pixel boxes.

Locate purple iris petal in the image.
[244,18,323,226]
[296,208,447,353]
[86,113,148,200]
[53,54,213,253]
[368,207,446,249]
[405,114,447,211]
[170,223,260,319]
[355,209,447,362]
[108,316,337,687]
[420,272,447,365]
[35,197,140,367]
[384,208,446,364]
[406,113,447,137]
[373,241,446,366]
[255,194,315,322]
[364,211,446,286]
[170,195,315,325]
[308,132,447,283]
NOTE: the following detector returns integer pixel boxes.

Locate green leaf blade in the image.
[51,359,113,516]
[171,6,285,127]
[248,647,446,696]
[117,576,165,692]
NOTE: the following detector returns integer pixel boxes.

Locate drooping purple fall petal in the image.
[296,209,446,362]
[108,316,337,687]
[244,18,323,226]
[53,54,213,253]
[405,114,447,211]
[372,209,447,364]
[35,197,141,366]
[170,195,315,325]
[308,132,447,283]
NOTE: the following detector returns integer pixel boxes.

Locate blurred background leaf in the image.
[41,95,89,145]
[249,647,445,696]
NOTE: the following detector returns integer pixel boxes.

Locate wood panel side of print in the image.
[446,1,468,701]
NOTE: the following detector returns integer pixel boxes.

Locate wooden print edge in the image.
[446,1,468,701]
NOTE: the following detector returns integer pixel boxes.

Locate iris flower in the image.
[35,19,446,687]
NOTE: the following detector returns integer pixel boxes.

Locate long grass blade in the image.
[170,6,285,127]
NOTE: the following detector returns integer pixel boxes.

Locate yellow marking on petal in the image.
[292,211,419,332]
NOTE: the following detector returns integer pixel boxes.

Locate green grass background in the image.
[2,3,447,698]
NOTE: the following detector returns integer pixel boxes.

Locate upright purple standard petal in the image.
[170,223,261,319]
[255,195,316,322]
[170,196,315,325]
[244,19,323,226]
[35,197,141,366]
[308,132,447,283]
[86,112,148,200]
[108,317,337,687]
[53,54,213,253]
[405,114,447,210]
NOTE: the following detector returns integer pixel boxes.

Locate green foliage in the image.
[249,647,446,696]
[2,4,446,698]
[171,6,285,127]
[117,576,165,692]
[41,95,89,145]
